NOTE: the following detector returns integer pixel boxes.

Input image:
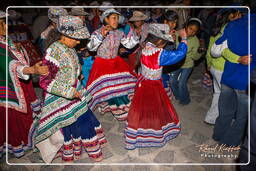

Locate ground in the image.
[0,62,242,171]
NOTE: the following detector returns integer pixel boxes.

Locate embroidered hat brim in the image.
[48,8,68,23]
[101,8,121,20]
[59,26,90,40]
[148,24,174,42]
[57,15,90,40]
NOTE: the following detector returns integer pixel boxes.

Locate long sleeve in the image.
[87,29,104,52]
[120,27,139,49]
[39,48,76,99]
[191,37,202,61]
[211,27,240,63]
[221,48,240,63]
[206,36,214,67]
[16,65,30,80]
[211,26,228,58]
[9,42,30,80]
[159,42,187,66]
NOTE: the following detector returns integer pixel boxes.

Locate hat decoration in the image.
[48,8,68,23]
[57,15,90,40]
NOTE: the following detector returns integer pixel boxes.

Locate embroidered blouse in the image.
[37,41,91,143]
[140,42,187,80]
[87,26,139,59]
[0,36,36,113]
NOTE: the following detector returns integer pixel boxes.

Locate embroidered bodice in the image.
[87,26,139,59]
[140,42,188,80]
[40,41,81,99]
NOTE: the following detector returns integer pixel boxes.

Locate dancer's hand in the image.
[238,54,252,65]
[23,61,49,75]
[119,48,127,54]
[33,61,49,75]
[102,25,112,37]
[170,29,176,41]
[74,90,82,99]
[177,29,187,40]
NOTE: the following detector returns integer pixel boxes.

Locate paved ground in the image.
[0,62,242,171]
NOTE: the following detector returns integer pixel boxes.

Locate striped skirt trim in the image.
[125,122,181,150]
[87,72,136,110]
[165,87,173,99]
[96,102,130,121]
[60,133,107,162]
[0,143,32,158]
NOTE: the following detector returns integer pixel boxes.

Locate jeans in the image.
[169,68,193,105]
[205,68,223,124]
[213,84,248,146]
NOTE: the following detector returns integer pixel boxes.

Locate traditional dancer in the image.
[0,11,48,158]
[35,16,107,163]
[38,8,68,55]
[125,24,188,150]
[127,10,149,71]
[86,9,139,121]
[8,10,42,66]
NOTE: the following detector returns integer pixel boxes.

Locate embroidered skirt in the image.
[58,109,107,162]
[125,77,181,150]
[0,80,40,158]
[86,56,137,121]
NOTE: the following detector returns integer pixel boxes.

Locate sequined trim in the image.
[141,63,162,80]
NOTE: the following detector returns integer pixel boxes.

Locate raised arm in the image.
[159,42,187,66]
[120,27,139,49]
[87,29,104,52]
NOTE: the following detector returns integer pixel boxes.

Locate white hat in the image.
[100,8,121,23]
[148,24,173,42]
[129,11,148,22]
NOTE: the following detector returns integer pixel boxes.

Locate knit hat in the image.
[57,15,90,40]
[148,24,173,42]
[48,8,68,23]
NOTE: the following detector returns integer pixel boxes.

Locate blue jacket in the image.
[212,14,256,90]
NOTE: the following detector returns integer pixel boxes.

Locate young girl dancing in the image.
[125,24,188,150]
